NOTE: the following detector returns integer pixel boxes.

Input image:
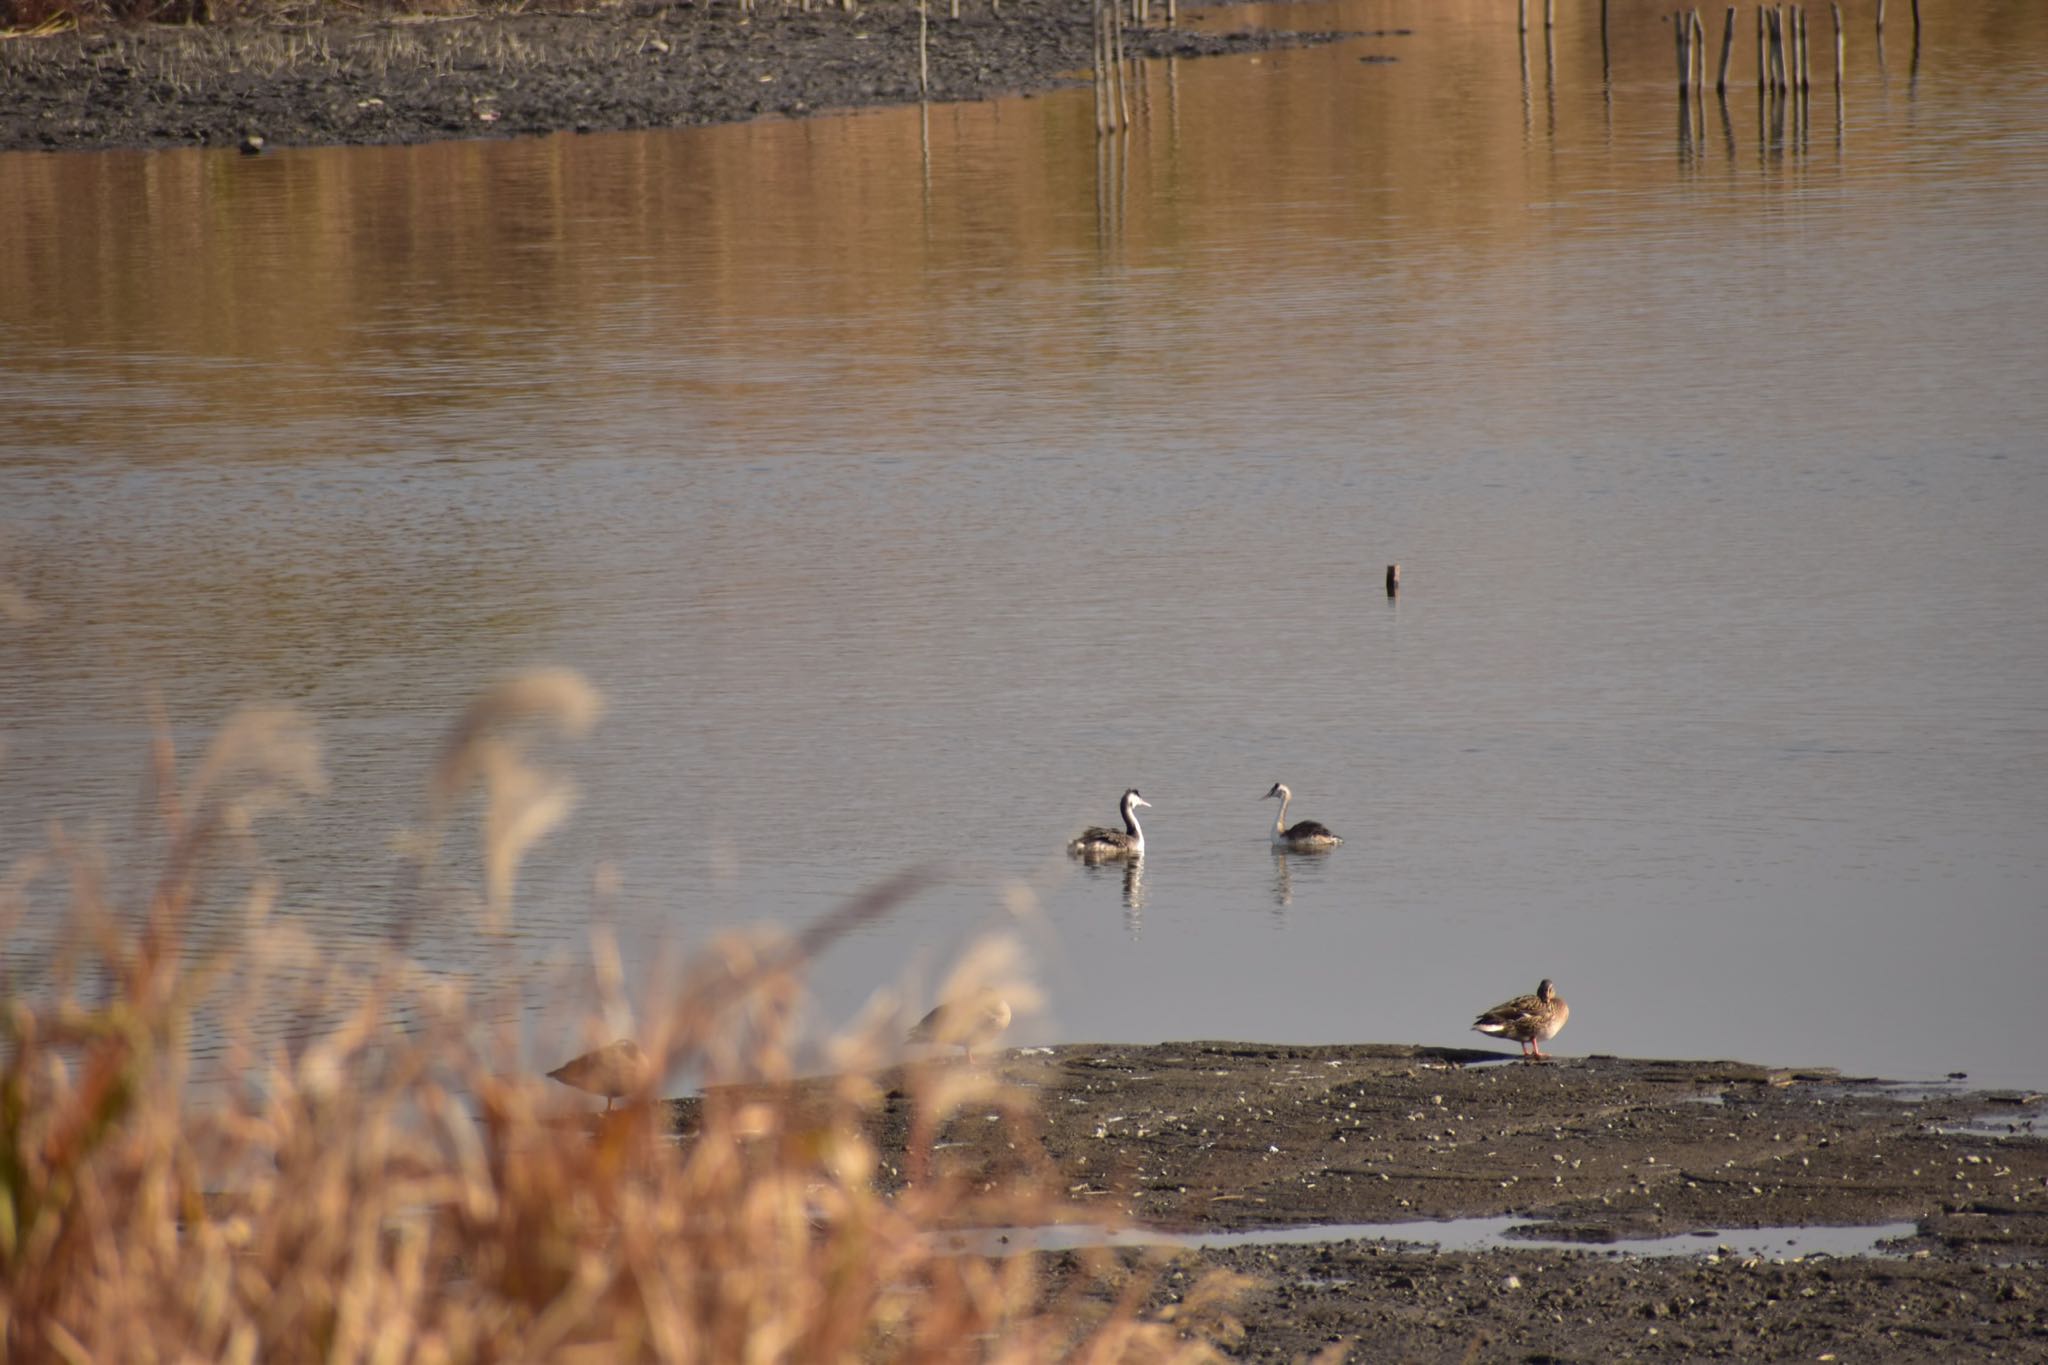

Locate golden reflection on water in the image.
[3,0,2041,450]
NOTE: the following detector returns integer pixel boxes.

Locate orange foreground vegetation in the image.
[0,672,1250,1362]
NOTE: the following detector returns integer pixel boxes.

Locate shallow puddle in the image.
[937,1216,1919,1260]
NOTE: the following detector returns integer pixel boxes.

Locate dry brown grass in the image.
[0,671,1244,1362]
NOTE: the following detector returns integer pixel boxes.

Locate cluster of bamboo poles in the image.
[1092,0,1175,134]
[1670,3,1857,94]
[1093,0,1132,133]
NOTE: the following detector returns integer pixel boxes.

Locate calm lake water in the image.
[4,0,2046,1090]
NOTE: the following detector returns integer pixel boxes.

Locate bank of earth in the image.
[670,1042,2048,1361]
[0,0,1384,152]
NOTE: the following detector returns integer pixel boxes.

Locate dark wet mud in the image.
[675,1042,2048,1361]
[0,0,1373,153]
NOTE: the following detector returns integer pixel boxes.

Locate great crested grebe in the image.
[1471,979,1570,1060]
[907,989,1013,1063]
[1263,782,1343,850]
[1068,788,1150,860]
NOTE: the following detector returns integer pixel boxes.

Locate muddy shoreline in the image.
[674,1042,2048,1360]
[0,0,1377,154]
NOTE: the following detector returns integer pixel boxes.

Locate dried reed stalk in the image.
[0,674,1241,1362]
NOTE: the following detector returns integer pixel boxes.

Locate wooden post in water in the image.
[1773,7,1789,92]
[1757,6,1767,89]
[1798,5,1811,90]
[1786,6,1800,92]
[1765,7,1779,92]
[1785,4,1798,91]
[1385,565,1401,596]
[1692,10,1707,92]
[1520,0,1529,37]
[1831,1,1844,88]
[918,0,930,98]
[1716,6,1735,92]
[1675,11,1691,91]
[1785,5,1802,92]
[1787,5,1799,91]
[1093,0,1107,135]
[1545,0,1555,31]
[1114,0,1131,130]
[1875,0,1885,32]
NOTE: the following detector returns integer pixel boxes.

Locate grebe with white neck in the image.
[1068,788,1150,860]
[1263,782,1342,850]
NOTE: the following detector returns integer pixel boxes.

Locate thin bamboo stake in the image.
[1787,4,1799,90]
[1787,6,1799,90]
[1112,0,1130,130]
[1757,5,1767,89]
[1693,9,1707,92]
[1520,0,1529,36]
[1798,5,1811,90]
[1093,0,1107,135]
[1545,0,1555,31]
[1715,7,1735,91]
[1784,6,1797,92]
[918,0,929,98]
[1676,11,1691,91]
[1831,1,1844,88]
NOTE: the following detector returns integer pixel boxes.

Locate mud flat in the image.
[0,0,1374,154]
[675,1042,2048,1360]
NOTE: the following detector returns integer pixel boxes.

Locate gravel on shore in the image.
[672,1041,2048,1361]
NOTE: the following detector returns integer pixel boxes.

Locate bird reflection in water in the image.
[1081,855,1148,935]
[1269,848,1294,912]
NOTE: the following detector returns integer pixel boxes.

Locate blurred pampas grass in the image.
[0,668,1240,1362]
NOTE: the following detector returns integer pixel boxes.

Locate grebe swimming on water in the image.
[1263,782,1343,850]
[1068,788,1150,860]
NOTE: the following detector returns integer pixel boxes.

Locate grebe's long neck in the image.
[1272,790,1291,838]
[1122,796,1145,844]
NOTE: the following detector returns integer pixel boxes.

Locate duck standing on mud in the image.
[1472,979,1570,1060]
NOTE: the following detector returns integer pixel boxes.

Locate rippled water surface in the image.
[4,0,2046,1088]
